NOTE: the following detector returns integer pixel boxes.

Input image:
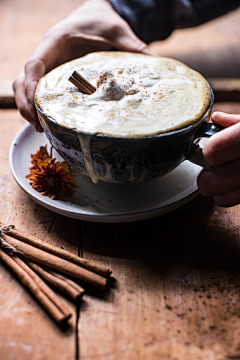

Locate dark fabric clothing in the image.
[107,0,240,44]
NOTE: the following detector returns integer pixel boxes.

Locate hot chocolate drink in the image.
[35,51,212,138]
[35,51,216,184]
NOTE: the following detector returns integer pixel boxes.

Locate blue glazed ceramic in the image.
[35,91,223,184]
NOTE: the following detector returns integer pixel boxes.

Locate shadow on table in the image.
[83,195,240,273]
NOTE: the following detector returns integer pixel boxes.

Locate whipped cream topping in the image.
[35,52,212,138]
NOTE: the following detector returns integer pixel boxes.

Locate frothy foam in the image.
[35,52,212,138]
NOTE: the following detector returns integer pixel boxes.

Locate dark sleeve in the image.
[189,0,240,25]
[107,0,176,44]
[107,0,240,44]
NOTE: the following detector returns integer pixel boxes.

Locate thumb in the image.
[14,59,46,132]
[24,58,46,109]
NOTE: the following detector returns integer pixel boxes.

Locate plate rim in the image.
[9,124,200,223]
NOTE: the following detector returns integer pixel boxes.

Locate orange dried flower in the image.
[30,145,53,170]
[26,146,77,199]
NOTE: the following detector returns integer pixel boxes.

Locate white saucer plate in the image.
[9,124,201,223]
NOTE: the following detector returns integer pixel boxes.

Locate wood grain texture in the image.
[78,103,240,359]
[80,196,240,360]
[1,106,240,360]
[1,0,240,358]
[0,110,79,360]
[0,0,83,82]
[208,79,240,102]
[0,80,16,108]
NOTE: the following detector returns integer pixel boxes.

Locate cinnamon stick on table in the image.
[3,234,108,289]
[14,256,72,319]
[50,270,85,298]
[0,249,72,324]
[68,71,96,94]
[27,260,85,301]
[0,223,110,278]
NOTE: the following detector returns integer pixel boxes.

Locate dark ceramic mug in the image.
[35,92,223,184]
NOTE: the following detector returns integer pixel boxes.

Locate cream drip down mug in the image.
[35,51,222,184]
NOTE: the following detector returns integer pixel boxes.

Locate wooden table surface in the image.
[1,1,240,359]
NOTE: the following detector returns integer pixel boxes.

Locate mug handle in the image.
[187,122,225,168]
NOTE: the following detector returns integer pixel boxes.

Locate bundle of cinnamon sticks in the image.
[0,223,111,325]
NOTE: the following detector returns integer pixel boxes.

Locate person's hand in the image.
[13,0,152,132]
[197,111,240,207]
